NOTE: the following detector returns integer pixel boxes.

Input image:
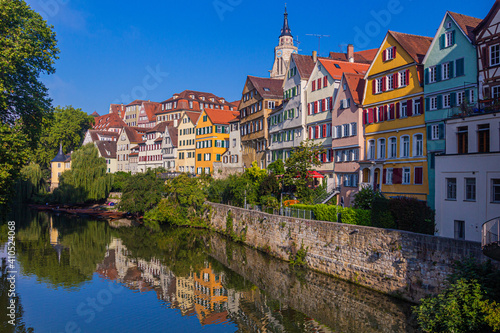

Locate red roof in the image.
[329,48,378,64]
[247,76,283,99]
[141,101,161,121]
[93,113,126,130]
[319,59,370,80]
[291,53,316,80]
[204,109,239,125]
[91,111,100,117]
[165,126,178,147]
[146,121,173,134]
[389,31,433,64]
[448,11,482,41]
[123,126,144,144]
[126,100,147,107]
[184,111,200,124]
[343,73,365,105]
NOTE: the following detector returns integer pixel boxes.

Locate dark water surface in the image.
[0,207,418,332]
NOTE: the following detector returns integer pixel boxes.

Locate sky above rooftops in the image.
[26,0,492,115]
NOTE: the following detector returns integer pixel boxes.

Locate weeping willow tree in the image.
[14,162,46,203]
[53,143,112,204]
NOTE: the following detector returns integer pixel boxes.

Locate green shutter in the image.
[437,95,443,109]
[425,98,430,111]
[452,30,455,45]
[456,58,464,76]
[450,92,457,106]
[425,68,429,85]
[449,61,454,78]
[438,123,445,139]
[427,125,432,140]
[436,64,441,82]
[439,34,445,49]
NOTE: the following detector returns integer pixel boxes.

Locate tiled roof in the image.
[109,104,126,118]
[166,126,178,147]
[319,59,370,80]
[93,113,126,130]
[91,111,100,117]
[146,121,173,134]
[448,11,482,41]
[329,48,378,64]
[229,100,240,109]
[473,0,500,35]
[88,130,119,142]
[204,109,239,125]
[184,111,200,124]
[389,31,433,64]
[129,152,139,156]
[291,54,316,80]
[95,141,117,159]
[343,73,365,105]
[228,115,240,123]
[161,90,228,105]
[123,126,143,144]
[126,100,147,107]
[141,101,161,121]
[247,76,283,99]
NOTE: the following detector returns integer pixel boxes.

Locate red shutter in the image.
[372,80,376,94]
[317,78,322,89]
[308,127,312,139]
[390,104,395,119]
[393,168,402,184]
[368,108,374,123]
[382,49,387,61]
[314,101,318,113]
[415,167,423,184]
[363,110,367,124]
[324,76,328,87]
[383,169,387,184]
[393,73,399,88]
[322,124,327,138]
[329,97,333,110]
[407,99,413,116]
[312,81,316,91]
[322,152,327,163]
[382,77,387,91]
[316,125,320,138]
[393,46,397,59]
[396,102,400,118]
[405,69,410,85]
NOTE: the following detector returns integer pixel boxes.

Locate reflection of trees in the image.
[0,259,34,333]
[16,211,111,289]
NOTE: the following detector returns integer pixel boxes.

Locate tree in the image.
[352,186,383,210]
[267,159,285,175]
[0,0,59,144]
[53,143,112,204]
[14,162,46,203]
[118,169,164,215]
[33,106,94,168]
[282,140,324,202]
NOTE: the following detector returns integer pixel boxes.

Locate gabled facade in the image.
[95,141,117,173]
[331,73,366,207]
[361,31,432,202]
[306,58,369,183]
[138,122,172,172]
[239,76,283,169]
[177,112,200,174]
[195,109,239,175]
[214,117,243,178]
[434,111,500,242]
[82,130,119,146]
[423,11,481,209]
[137,101,161,128]
[268,53,315,164]
[92,113,126,133]
[117,126,146,172]
[162,125,178,171]
[124,100,147,127]
[474,0,500,101]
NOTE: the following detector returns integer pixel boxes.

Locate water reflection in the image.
[8,208,417,332]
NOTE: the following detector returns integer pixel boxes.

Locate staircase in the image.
[312,183,341,205]
[482,217,500,261]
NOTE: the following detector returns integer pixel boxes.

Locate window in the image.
[386,47,394,60]
[368,140,375,160]
[414,134,423,157]
[440,63,450,83]
[387,75,394,90]
[335,125,341,139]
[343,124,350,137]
[457,126,468,154]
[402,167,411,184]
[478,124,490,153]
[457,91,465,105]
[493,86,500,99]
[430,97,437,110]
[490,44,500,67]
[268,101,276,109]
[401,101,407,117]
[376,78,383,93]
[389,137,397,158]
[492,179,500,203]
[454,220,465,240]
[413,99,421,115]
[443,94,450,108]
[464,178,476,201]
[431,124,440,140]
[197,154,202,161]
[204,153,211,161]
[350,123,357,136]
[378,138,386,159]
[447,178,457,200]
[386,168,393,185]
[445,31,454,47]
[399,70,406,87]
[401,136,410,158]
[57,163,61,168]
[469,90,475,104]
[429,66,437,83]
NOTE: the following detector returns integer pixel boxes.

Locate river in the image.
[0,207,418,332]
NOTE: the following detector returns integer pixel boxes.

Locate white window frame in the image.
[457,91,465,105]
[430,96,437,110]
[399,70,406,87]
[387,75,394,90]
[402,167,411,185]
[429,66,437,83]
[368,140,375,160]
[376,78,383,94]
[443,94,450,108]
[386,168,393,185]
[442,62,450,80]
[431,124,440,140]
[492,86,500,99]
[401,136,410,158]
[401,101,408,118]
[444,31,453,48]
[377,138,386,160]
[388,137,397,158]
[490,44,500,67]
[386,47,394,60]
[413,134,423,157]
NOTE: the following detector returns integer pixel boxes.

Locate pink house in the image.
[331,72,366,207]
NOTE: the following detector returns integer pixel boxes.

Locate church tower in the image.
[270,7,298,79]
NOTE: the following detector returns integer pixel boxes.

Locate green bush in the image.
[389,197,435,234]
[371,196,396,229]
[313,204,339,222]
[341,207,371,226]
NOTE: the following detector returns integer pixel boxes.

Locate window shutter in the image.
[316,125,320,139]
[439,123,445,139]
[382,76,387,91]
[372,80,376,94]
[308,127,312,139]
[396,102,400,118]
[329,97,333,110]
[450,92,456,106]
[407,99,413,116]
[393,73,399,88]
[456,58,464,76]
[437,95,443,109]
[439,34,444,49]
[393,46,397,59]
[425,98,430,111]
[393,168,402,184]
[427,125,432,140]
[363,110,367,125]
[368,108,374,123]
[322,124,327,138]
[324,76,328,87]
[451,30,455,45]
[415,167,423,184]
[449,61,454,78]
[390,104,395,119]
[436,64,442,82]
[383,169,387,184]
[420,97,424,114]
[424,68,429,85]
[382,49,387,61]
[405,69,410,85]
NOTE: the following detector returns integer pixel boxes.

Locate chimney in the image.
[347,44,354,63]
[312,50,317,63]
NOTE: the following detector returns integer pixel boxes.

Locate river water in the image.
[1,207,418,332]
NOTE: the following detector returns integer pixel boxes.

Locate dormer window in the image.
[221,99,225,103]
[263,88,270,92]
[173,94,179,99]
[446,21,452,29]
[189,94,194,99]
[383,46,396,61]
[201,96,205,101]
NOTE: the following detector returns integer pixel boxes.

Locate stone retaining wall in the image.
[207,202,498,302]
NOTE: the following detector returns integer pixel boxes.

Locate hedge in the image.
[290,204,371,226]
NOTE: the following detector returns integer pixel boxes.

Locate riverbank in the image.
[28,203,135,221]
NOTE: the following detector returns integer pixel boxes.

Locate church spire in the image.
[280,6,292,38]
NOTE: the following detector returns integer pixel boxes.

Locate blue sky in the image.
[26,0,492,115]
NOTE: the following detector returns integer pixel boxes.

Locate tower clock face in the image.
[276,49,283,58]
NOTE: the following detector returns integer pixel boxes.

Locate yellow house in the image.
[360,31,432,201]
[50,144,71,191]
[195,109,239,175]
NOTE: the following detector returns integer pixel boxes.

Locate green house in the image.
[423,11,482,209]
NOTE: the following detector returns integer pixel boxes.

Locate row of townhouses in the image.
[55,3,500,243]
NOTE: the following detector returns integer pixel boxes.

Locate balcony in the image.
[447,101,500,119]
[482,217,500,261]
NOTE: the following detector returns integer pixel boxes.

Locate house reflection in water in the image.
[193,263,228,325]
